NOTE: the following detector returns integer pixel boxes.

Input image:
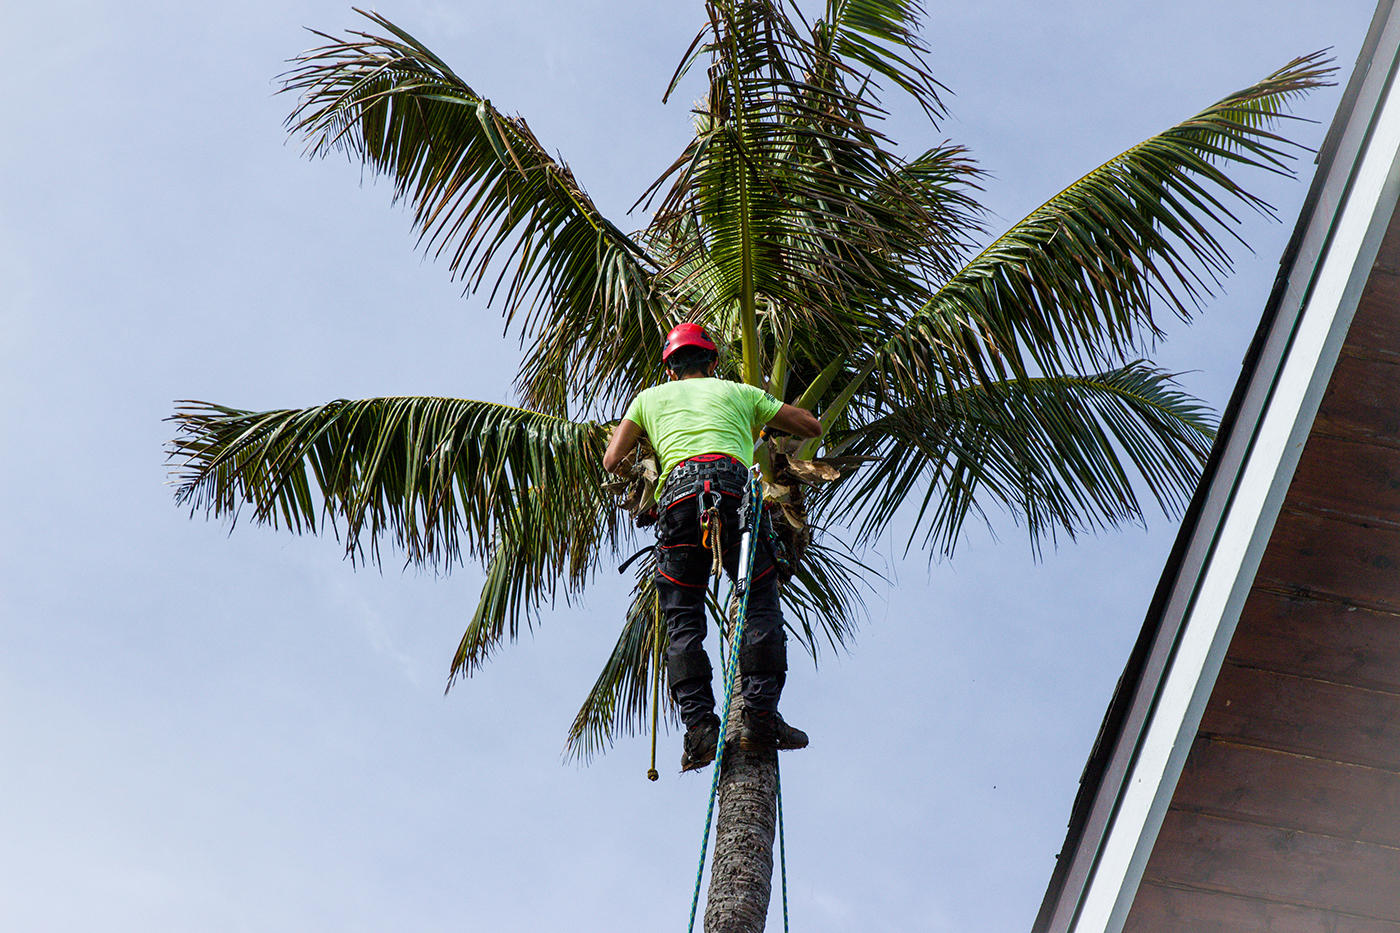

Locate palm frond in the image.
[781,533,876,657]
[872,53,1335,399]
[282,10,664,413]
[168,396,615,570]
[819,0,947,120]
[565,566,668,763]
[449,480,622,683]
[865,143,986,284]
[832,363,1218,554]
[647,0,983,375]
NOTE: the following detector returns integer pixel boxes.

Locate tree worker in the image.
[603,322,823,772]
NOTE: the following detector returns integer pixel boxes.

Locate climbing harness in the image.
[685,469,791,933]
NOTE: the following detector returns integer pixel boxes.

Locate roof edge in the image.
[1031,3,1400,930]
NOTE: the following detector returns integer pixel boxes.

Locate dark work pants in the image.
[655,458,786,729]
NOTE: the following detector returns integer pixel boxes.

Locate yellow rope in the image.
[701,508,723,577]
[647,590,662,782]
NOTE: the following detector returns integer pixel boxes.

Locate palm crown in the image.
[169,0,1330,760]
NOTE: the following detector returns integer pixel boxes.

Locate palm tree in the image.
[167,2,1329,929]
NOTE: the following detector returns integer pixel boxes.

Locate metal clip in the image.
[698,479,723,577]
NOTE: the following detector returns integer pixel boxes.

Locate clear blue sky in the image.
[0,1,1376,930]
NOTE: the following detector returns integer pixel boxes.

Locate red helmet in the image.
[661,322,717,362]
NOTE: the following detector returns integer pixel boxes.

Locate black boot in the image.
[739,709,809,752]
[680,713,721,771]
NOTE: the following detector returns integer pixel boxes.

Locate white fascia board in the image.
[1065,25,1400,933]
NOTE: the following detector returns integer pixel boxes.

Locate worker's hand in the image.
[603,419,644,474]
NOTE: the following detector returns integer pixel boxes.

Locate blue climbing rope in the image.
[686,470,790,933]
[777,758,789,932]
[687,471,760,933]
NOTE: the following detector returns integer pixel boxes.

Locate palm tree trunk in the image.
[704,693,779,933]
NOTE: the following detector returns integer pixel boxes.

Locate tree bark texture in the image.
[704,692,779,933]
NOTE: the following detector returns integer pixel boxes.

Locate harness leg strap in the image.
[739,639,788,674]
[667,649,713,687]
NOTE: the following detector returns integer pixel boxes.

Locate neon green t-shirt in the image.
[622,378,784,492]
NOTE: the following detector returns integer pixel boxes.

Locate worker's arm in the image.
[603,419,645,475]
[766,403,822,439]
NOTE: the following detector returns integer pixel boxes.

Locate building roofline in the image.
[1032,4,1400,929]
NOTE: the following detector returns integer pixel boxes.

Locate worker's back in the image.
[623,378,781,491]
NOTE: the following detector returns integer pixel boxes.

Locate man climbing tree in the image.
[603,323,821,771]
[167,2,1334,928]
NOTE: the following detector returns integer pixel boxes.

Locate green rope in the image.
[777,758,789,932]
[687,472,762,933]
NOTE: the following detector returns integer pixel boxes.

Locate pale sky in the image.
[0,1,1378,930]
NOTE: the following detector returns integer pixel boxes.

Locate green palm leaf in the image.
[868,144,986,283]
[282,10,664,413]
[649,0,983,382]
[168,396,614,569]
[449,480,621,682]
[565,565,666,763]
[873,52,1333,400]
[833,363,1217,554]
[781,534,876,655]
[819,0,947,119]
